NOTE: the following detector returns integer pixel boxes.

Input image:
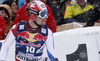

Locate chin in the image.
[42,23,46,25]
[42,24,46,25]
[41,22,46,25]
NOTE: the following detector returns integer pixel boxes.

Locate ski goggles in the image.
[26,8,48,19]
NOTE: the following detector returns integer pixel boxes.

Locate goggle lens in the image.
[38,10,47,19]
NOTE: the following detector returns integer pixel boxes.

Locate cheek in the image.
[2,13,6,16]
[0,12,2,15]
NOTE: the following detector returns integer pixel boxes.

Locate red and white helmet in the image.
[26,1,47,20]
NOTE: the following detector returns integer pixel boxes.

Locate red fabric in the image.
[0,16,5,39]
[13,4,28,24]
[97,18,100,23]
[15,58,20,61]
[62,11,65,18]
[14,1,57,33]
[11,23,18,37]
[25,0,28,4]
[45,4,57,33]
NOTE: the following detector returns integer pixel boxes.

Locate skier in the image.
[0,1,55,61]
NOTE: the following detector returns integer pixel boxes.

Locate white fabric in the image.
[46,29,55,61]
[0,30,15,61]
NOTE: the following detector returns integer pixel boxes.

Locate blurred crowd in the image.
[0,0,100,40]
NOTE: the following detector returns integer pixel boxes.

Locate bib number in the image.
[26,46,35,53]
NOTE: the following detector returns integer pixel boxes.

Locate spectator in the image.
[0,1,55,61]
[60,0,71,18]
[3,0,18,21]
[0,16,5,40]
[0,5,13,39]
[51,0,63,25]
[84,0,100,27]
[13,0,57,33]
[64,0,94,23]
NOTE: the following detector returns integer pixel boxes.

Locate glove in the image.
[83,25,89,27]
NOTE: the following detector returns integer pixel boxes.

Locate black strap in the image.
[26,8,39,15]
[33,21,41,27]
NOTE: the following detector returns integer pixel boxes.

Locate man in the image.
[0,1,55,61]
[64,0,94,23]
[13,0,57,33]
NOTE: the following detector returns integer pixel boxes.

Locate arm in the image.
[84,7,100,27]
[0,25,17,61]
[45,29,55,61]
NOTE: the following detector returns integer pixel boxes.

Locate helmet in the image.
[26,0,42,4]
[26,1,47,21]
[0,5,12,19]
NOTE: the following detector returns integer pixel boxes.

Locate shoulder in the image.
[67,4,75,9]
[48,29,53,35]
[86,3,94,9]
[66,4,74,10]
[11,23,19,29]
[69,4,74,6]
[12,21,25,29]
[18,21,26,24]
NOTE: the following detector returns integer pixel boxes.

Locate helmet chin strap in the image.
[33,21,41,27]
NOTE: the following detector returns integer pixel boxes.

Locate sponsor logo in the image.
[19,25,24,30]
[17,31,47,47]
[20,41,41,47]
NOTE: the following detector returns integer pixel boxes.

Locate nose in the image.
[42,17,47,20]
[41,18,47,22]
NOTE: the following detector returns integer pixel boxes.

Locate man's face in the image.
[29,14,47,25]
[75,0,85,6]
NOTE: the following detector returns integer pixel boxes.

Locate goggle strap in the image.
[33,21,41,27]
[26,8,39,15]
